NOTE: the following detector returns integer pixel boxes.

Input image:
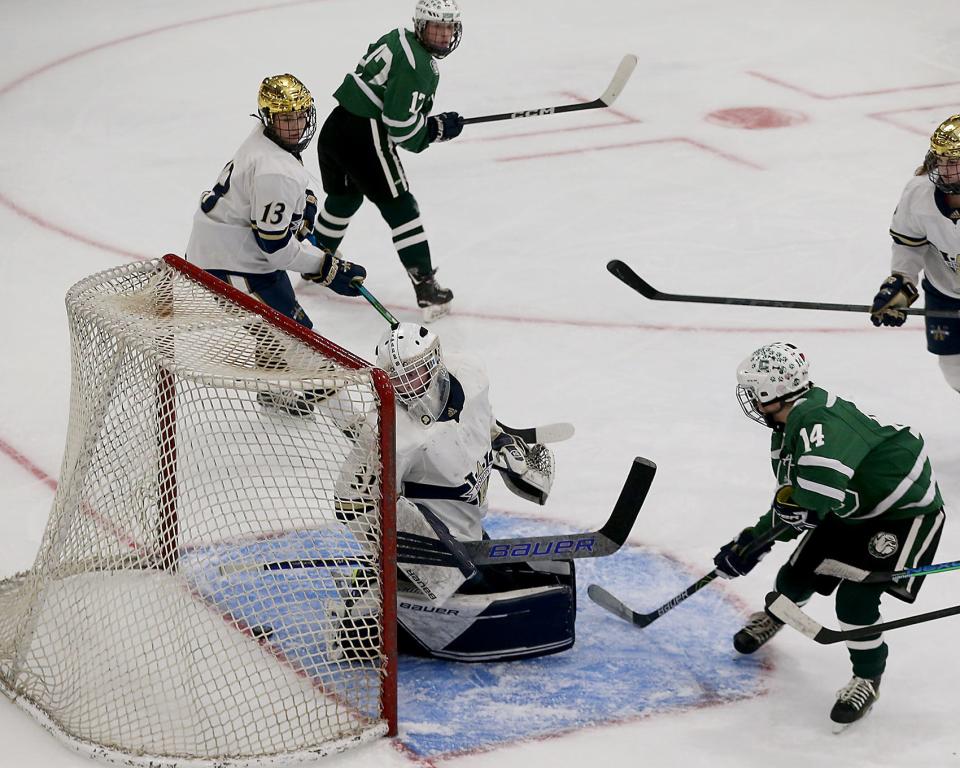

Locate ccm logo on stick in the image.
[486,538,596,559]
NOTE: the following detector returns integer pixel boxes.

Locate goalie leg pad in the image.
[396,497,476,603]
[397,560,576,662]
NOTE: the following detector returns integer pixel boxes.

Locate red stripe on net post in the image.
[161,254,399,736]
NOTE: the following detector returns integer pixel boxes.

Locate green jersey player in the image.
[712,342,945,729]
[314,0,465,321]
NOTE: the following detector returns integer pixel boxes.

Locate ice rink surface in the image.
[1,1,959,766]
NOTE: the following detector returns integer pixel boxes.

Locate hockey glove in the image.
[302,250,366,297]
[427,111,464,143]
[870,274,919,327]
[714,527,774,579]
[771,486,818,531]
[491,431,554,505]
[296,189,318,241]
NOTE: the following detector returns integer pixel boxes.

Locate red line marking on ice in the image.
[0,437,57,490]
[496,136,764,169]
[746,71,960,100]
[868,104,960,136]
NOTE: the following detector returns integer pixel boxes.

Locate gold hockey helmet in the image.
[930,114,960,159]
[257,74,317,153]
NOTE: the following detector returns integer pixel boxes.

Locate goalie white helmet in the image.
[376,323,450,425]
[736,342,812,427]
[413,0,462,58]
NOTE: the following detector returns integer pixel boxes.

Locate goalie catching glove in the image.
[302,249,366,296]
[491,431,554,505]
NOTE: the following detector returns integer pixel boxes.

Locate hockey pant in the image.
[315,106,433,275]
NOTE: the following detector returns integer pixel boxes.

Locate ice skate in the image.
[733,610,783,654]
[830,675,880,733]
[409,268,453,322]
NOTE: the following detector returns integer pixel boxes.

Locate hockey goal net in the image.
[0,254,397,765]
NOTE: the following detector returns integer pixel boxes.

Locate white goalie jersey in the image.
[394,353,497,542]
[186,125,327,275]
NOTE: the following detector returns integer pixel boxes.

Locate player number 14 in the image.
[798,423,825,452]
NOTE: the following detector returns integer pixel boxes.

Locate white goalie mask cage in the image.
[376,323,450,424]
[735,341,811,425]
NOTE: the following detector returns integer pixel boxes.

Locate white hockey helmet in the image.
[376,323,450,425]
[735,342,811,426]
[413,0,462,58]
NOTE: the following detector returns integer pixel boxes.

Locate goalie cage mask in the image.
[736,341,812,427]
[376,322,450,425]
[257,73,317,154]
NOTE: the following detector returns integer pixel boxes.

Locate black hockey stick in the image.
[356,283,399,328]
[496,420,575,444]
[814,557,960,584]
[765,591,960,644]
[607,259,959,318]
[461,55,637,126]
[588,521,792,628]
[221,457,655,574]
[398,456,655,566]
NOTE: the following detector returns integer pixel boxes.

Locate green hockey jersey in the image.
[768,387,942,524]
[333,27,439,153]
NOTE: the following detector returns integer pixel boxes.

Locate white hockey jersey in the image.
[185,125,327,275]
[395,353,498,542]
[890,175,960,299]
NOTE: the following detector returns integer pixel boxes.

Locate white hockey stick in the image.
[461,55,638,125]
[496,420,574,444]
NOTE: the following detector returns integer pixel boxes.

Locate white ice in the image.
[1,1,958,766]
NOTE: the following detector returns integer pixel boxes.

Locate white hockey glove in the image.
[492,432,554,505]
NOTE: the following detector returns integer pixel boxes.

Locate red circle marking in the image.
[706,107,808,130]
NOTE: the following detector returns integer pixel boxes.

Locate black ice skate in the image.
[830,675,881,732]
[733,610,784,654]
[256,387,335,417]
[408,268,453,322]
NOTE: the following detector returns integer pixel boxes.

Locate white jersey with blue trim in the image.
[186,125,326,275]
[889,175,960,298]
[395,353,498,542]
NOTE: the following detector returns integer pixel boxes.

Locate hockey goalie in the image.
[335,322,575,662]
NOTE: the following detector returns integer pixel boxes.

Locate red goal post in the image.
[0,254,397,766]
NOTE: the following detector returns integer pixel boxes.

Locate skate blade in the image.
[421,303,452,323]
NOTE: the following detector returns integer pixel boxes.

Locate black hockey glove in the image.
[427,111,464,143]
[296,189,318,241]
[870,274,919,327]
[714,527,774,579]
[771,486,818,531]
[303,250,366,297]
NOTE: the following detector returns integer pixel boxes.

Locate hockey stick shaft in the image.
[461,55,637,126]
[607,259,959,319]
[495,420,575,444]
[222,457,655,574]
[765,591,960,644]
[588,521,792,628]
[355,283,399,328]
[815,557,960,584]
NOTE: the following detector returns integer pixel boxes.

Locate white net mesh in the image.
[0,257,395,766]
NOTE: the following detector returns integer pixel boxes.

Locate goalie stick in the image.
[221,457,655,575]
[496,420,574,444]
[765,591,960,644]
[588,521,792,628]
[814,557,960,584]
[607,259,960,319]
[461,55,638,126]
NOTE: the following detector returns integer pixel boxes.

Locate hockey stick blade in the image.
[765,591,960,644]
[399,456,655,566]
[462,54,638,125]
[607,259,958,318]
[496,420,575,444]
[815,557,960,584]
[588,521,793,629]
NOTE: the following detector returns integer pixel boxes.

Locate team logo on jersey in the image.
[929,325,951,342]
[868,532,899,559]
